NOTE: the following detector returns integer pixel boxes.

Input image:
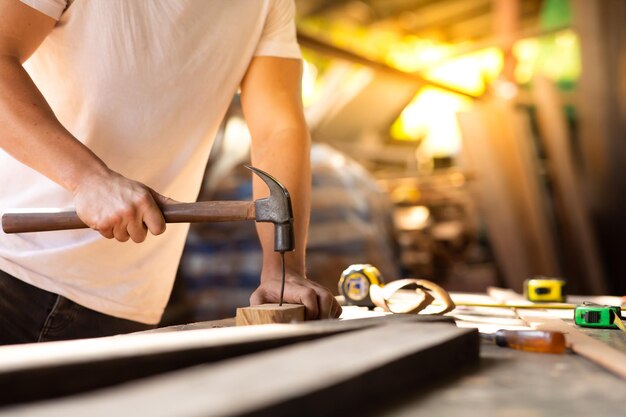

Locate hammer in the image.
[1,166,295,303]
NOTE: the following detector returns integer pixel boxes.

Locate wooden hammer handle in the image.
[2,201,256,234]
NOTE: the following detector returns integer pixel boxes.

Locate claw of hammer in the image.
[245,165,295,254]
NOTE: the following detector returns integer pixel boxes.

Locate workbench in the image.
[144,309,626,417]
[0,299,625,417]
[375,337,626,417]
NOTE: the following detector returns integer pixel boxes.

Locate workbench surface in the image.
[174,309,626,417]
[371,341,626,417]
[1,307,625,417]
[125,311,626,417]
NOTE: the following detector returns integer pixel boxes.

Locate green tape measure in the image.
[574,302,624,330]
[338,264,384,308]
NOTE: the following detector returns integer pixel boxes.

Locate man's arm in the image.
[0,1,168,242]
[240,56,341,320]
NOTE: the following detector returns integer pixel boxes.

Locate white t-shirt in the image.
[0,0,302,324]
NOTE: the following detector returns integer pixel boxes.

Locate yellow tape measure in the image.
[338,264,384,308]
[524,277,566,302]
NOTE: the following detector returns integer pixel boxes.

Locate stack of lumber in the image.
[0,315,478,417]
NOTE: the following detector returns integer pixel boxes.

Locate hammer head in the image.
[246,165,295,253]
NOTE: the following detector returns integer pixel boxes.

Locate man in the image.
[0,0,341,344]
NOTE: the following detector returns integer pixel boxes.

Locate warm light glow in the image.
[385,38,503,96]
[386,37,453,73]
[298,19,581,161]
[302,58,320,107]
[555,31,577,49]
[394,205,431,231]
[299,19,502,96]
[223,116,251,145]
[390,185,421,204]
[388,46,502,155]
[513,29,580,84]
[492,79,518,100]
[513,38,541,84]
[424,47,503,96]
[391,87,471,158]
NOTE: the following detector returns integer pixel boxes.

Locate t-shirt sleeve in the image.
[254,0,302,59]
[19,0,68,21]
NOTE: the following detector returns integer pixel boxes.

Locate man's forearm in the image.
[240,56,340,318]
[250,125,311,279]
[0,56,167,242]
[0,56,109,191]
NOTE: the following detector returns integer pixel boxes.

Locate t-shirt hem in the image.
[19,0,65,20]
[254,41,302,60]
[0,257,162,325]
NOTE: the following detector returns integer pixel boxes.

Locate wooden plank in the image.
[0,315,452,407]
[493,0,519,81]
[459,100,560,290]
[571,0,625,206]
[487,287,626,379]
[499,106,560,275]
[532,75,607,294]
[235,304,305,326]
[459,104,531,289]
[571,0,626,296]
[0,322,478,417]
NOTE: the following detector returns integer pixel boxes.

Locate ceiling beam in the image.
[297,31,479,98]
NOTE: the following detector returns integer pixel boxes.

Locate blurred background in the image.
[162,0,626,325]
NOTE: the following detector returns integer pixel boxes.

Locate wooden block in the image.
[235,304,305,326]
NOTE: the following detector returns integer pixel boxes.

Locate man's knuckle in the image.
[136,193,152,208]
[320,290,333,301]
[108,214,122,225]
[121,206,136,218]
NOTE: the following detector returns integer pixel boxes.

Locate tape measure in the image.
[338,264,456,314]
[574,302,626,331]
[338,264,384,308]
[524,277,566,302]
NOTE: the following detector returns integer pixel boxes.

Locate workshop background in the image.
[162,0,626,326]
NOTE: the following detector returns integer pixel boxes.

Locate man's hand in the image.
[250,267,342,320]
[73,168,175,243]
[0,0,175,244]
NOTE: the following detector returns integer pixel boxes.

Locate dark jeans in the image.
[0,269,155,345]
